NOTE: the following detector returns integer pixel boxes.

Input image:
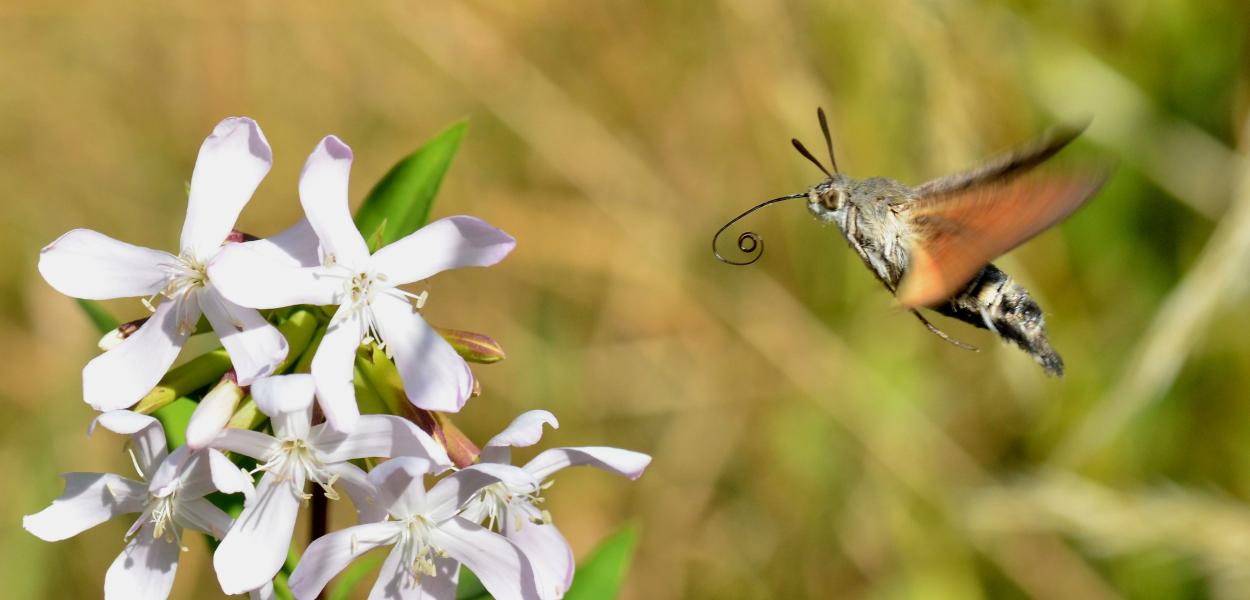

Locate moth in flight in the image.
[714,109,1107,375]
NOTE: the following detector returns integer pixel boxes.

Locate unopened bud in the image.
[184,372,245,450]
[97,317,149,351]
[223,229,259,244]
[434,327,506,364]
[404,406,481,468]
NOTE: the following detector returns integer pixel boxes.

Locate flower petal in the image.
[213,474,303,595]
[210,428,280,462]
[368,550,459,600]
[89,411,168,479]
[208,243,341,309]
[431,517,541,600]
[243,218,322,267]
[367,457,434,519]
[200,286,288,384]
[524,447,652,482]
[325,462,387,524]
[286,521,400,600]
[249,582,277,600]
[506,520,574,599]
[299,135,369,267]
[38,229,172,300]
[370,216,516,285]
[104,523,181,600]
[311,414,451,467]
[180,449,255,502]
[312,305,364,433]
[177,497,235,539]
[485,411,558,450]
[372,295,473,413]
[181,117,273,260]
[83,299,193,411]
[23,473,147,541]
[251,374,315,440]
[425,463,537,521]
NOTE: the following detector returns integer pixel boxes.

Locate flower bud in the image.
[404,406,481,468]
[185,372,246,450]
[434,326,506,364]
[97,317,148,351]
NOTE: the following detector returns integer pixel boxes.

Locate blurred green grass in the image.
[2,1,1249,598]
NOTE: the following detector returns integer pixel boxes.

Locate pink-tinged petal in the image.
[38,229,172,300]
[184,377,245,451]
[211,429,280,462]
[505,520,574,599]
[431,517,541,600]
[181,117,273,260]
[213,474,303,595]
[524,447,652,482]
[83,299,193,411]
[243,218,322,267]
[325,462,386,524]
[311,414,451,467]
[370,216,516,285]
[89,411,168,479]
[200,287,288,384]
[177,497,234,539]
[367,457,434,519]
[299,135,369,267]
[251,374,315,440]
[485,411,558,450]
[425,464,537,521]
[312,305,364,433]
[104,523,180,600]
[372,295,472,413]
[23,473,147,541]
[208,243,341,309]
[286,521,400,600]
[249,581,276,600]
[368,550,459,600]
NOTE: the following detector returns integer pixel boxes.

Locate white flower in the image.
[287,457,544,600]
[37,118,288,410]
[208,135,516,432]
[23,411,253,600]
[461,410,652,599]
[208,374,453,595]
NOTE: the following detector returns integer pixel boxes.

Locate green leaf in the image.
[456,567,489,600]
[565,525,640,600]
[354,120,467,245]
[366,218,389,254]
[76,299,118,334]
[328,553,384,600]
[151,396,198,450]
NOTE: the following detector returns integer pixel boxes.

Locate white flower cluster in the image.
[24,118,650,600]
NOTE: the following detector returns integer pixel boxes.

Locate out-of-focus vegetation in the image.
[2,1,1249,598]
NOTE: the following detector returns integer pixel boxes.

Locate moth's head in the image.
[807,174,850,223]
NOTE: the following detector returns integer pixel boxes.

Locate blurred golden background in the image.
[3,1,1250,598]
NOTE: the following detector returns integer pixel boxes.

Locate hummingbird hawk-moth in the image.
[714,109,1107,376]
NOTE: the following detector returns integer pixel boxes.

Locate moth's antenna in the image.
[791,139,831,177]
[817,107,839,174]
[713,193,808,266]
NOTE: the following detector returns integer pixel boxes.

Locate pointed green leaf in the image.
[366,218,389,254]
[76,299,118,334]
[355,120,467,245]
[565,525,640,600]
[328,553,384,600]
[456,567,489,600]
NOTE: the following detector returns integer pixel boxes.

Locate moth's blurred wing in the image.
[896,172,1106,308]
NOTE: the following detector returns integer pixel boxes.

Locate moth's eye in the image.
[822,191,842,209]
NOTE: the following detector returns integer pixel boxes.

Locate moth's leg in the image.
[910,309,979,351]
